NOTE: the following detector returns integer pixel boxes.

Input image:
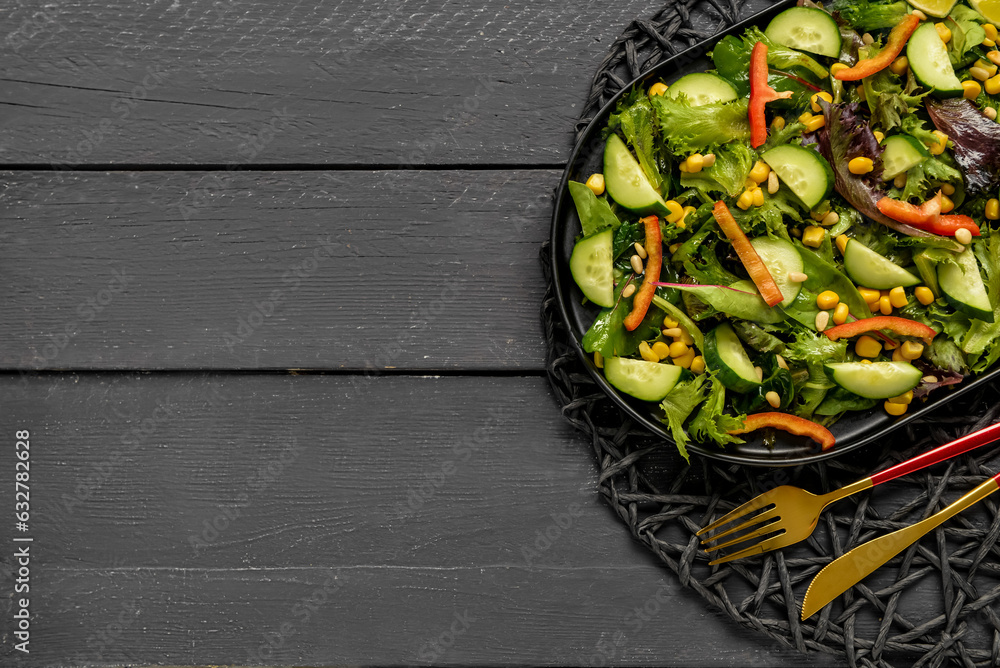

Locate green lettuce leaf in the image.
[831,0,909,31]
[660,375,711,462]
[568,181,620,237]
[946,6,987,65]
[964,234,1000,370]
[582,280,662,359]
[680,142,753,197]
[689,373,745,449]
[610,92,664,192]
[651,95,750,154]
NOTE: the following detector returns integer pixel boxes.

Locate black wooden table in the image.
[0,0,845,665]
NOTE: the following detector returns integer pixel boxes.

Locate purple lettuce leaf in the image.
[926,98,1000,196]
[911,359,964,399]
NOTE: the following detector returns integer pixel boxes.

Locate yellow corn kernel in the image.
[888,390,914,405]
[594,351,604,368]
[935,22,952,43]
[749,161,770,184]
[665,200,684,223]
[858,287,880,303]
[648,82,669,97]
[987,38,998,48]
[639,341,659,363]
[686,153,705,173]
[663,315,678,329]
[836,234,850,254]
[941,182,956,196]
[672,348,696,369]
[585,173,605,196]
[833,301,850,325]
[810,91,834,112]
[879,295,893,315]
[811,208,828,222]
[679,328,695,346]
[986,23,999,41]
[874,130,885,143]
[940,194,954,213]
[963,80,983,100]
[889,286,908,308]
[861,359,873,364]
[857,84,867,101]
[889,56,909,76]
[668,341,689,358]
[892,347,905,361]
[678,161,688,173]
[987,73,1000,96]
[668,242,682,254]
[849,157,875,174]
[802,225,826,248]
[736,190,754,210]
[977,59,998,76]
[884,400,908,416]
[752,188,765,207]
[914,286,934,305]
[681,206,697,225]
[816,290,840,310]
[990,50,1000,67]
[771,116,786,131]
[798,111,814,124]
[900,340,924,361]
[855,335,882,358]
[986,198,1000,220]
[883,336,899,350]
[970,66,992,81]
[831,63,849,77]
[929,130,948,155]
[805,115,826,132]
[651,341,671,359]
[690,355,706,374]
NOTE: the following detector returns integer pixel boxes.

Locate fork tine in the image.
[702,516,783,554]
[708,533,791,566]
[700,507,780,547]
[696,488,781,536]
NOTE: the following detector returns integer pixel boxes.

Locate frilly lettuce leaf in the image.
[651,94,750,154]
[679,142,753,197]
[660,375,711,462]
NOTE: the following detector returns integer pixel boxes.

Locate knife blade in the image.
[801,473,1000,621]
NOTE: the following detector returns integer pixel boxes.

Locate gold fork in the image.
[697,421,1000,565]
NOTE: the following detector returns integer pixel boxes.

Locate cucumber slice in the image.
[666,73,738,106]
[939,250,995,322]
[843,239,921,290]
[749,236,804,308]
[570,228,614,308]
[880,135,929,180]
[603,357,684,402]
[907,23,964,98]
[764,7,842,58]
[704,323,761,393]
[761,145,834,209]
[603,134,669,215]
[824,361,923,399]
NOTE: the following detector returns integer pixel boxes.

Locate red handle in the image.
[870,421,1000,486]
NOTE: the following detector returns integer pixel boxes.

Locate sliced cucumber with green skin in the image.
[761,145,834,209]
[704,323,761,393]
[907,23,965,98]
[824,361,923,400]
[666,73,738,106]
[603,357,684,402]
[750,236,804,308]
[764,7,842,58]
[570,228,614,308]
[843,239,921,289]
[880,135,929,180]
[603,134,669,215]
[939,250,995,322]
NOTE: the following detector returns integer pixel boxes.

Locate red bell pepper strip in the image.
[728,412,836,451]
[623,216,662,331]
[749,42,793,148]
[824,315,937,345]
[910,214,981,237]
[876,192,942,225]
[834,14,921,81]
[712,201,784,307]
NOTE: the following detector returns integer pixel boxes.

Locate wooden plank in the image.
[0,373,839,666]
[0,0,749,165]
[0,170,552,371]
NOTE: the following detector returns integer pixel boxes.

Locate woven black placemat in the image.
[543,1,1000,665]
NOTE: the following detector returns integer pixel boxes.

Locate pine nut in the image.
[633,242,647,259]
[702,153,717,167]
[755,366,764,382]
[776,354,788,370]
[862,32,874,45]
[893,173,907,189]
[788,271,809,283]
[622,283,637,299]
[956,227,973,245]
[662,327,682,338]
[912,9,927,20]
[988,107,999,121]
[815,310,830,332]
[767,170,779,194]
[821,211,840,226]
[922,375,938,383]
[765,391,781,408]
[630,254,643,275]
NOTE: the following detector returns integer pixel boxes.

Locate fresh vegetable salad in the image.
[568,0,1000,460]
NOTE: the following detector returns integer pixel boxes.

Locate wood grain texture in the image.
[0,0,770,166]
[0,373,840,667]
[0,170,551,371]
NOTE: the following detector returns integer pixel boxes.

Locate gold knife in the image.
[801,470,1000,620]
